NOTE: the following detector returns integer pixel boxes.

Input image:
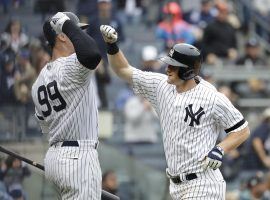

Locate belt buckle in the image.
[166,169,182,184]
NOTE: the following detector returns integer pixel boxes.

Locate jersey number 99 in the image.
[37,80,67,117]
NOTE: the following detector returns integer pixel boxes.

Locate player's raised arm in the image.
[50,12,101,69]
[100,25,133,84]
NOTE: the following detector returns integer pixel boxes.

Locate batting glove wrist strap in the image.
[215,146,225,156]
[107,42,119,55]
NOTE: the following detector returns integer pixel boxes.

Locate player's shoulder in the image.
[197,77,217,92]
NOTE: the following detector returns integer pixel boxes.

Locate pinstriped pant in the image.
[44,144,102,200]
[169,169,226,200]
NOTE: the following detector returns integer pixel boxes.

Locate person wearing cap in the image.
[235,38,267,67]
[141,45,164,73]
[100,25,250,199]
[31,12,102,199]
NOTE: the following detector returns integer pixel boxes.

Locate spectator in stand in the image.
[234,78,269,98]
[0,53,19,105]
[184,0,216,30]
[202,1,238,65]
[0,157,11,200]
[218,85,238,105]
[240,171,270,200]
[3,155,31,199]
[183,0,216,48]
[141,45,164,73]
[242,108,270,171]
[14,49,36,104]
[8,184,25,200]
[231,38,268,96]
[235,38,267,68]
[95,0,126,109]
[98,0,125,43]
[102,170,118,195]
[29,45,50,75]
[156,1,197,50]
[0,19,29,54]
[76,0,99,46]
[140,0,160,28]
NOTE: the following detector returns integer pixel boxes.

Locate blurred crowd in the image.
[0,0,270,199]
[0,155,31,200]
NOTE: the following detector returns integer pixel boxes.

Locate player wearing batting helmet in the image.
[159,43,202,80]
[32,12,102,199]
[100,25,250,200]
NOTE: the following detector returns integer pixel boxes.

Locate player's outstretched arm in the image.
[100,25,133,84]
[50,12,101,69]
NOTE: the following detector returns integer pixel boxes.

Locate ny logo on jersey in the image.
[184,104,205,127]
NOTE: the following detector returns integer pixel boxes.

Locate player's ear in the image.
[57,33,67,42]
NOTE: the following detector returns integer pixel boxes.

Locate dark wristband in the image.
[107,42,119,55]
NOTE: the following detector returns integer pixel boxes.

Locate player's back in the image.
[31,53,98,145]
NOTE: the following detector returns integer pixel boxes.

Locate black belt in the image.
[61,141,79,147]
[51,141,98,149]
[169,173,198,184]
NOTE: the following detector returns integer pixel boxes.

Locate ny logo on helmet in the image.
[184,104,205,127]
[168,49,174,57]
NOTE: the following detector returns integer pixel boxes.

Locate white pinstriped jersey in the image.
[132,68,248,175]
[31,53,99,145]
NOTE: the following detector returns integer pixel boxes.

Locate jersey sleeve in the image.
[61,53,94,85]
[132,68,164,108]
[213,92,248,133]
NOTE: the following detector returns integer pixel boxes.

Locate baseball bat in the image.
[0,146,120,200]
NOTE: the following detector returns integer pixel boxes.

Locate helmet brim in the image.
[79,23,90,30]
[159,56,188,68]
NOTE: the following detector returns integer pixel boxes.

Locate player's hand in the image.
[100,25,118,44]
[203,146,224,170]
[50,12,70,34]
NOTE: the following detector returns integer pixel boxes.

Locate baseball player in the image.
[31,12,102,199]
[100,25,250,199]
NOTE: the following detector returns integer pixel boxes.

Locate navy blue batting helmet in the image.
[160,43,202,80]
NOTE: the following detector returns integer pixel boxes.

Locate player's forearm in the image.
[217,126,250,154]
[62,21,101,69]
[107,44,133,84]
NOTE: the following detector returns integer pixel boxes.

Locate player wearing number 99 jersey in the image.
[31,12,102,199]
